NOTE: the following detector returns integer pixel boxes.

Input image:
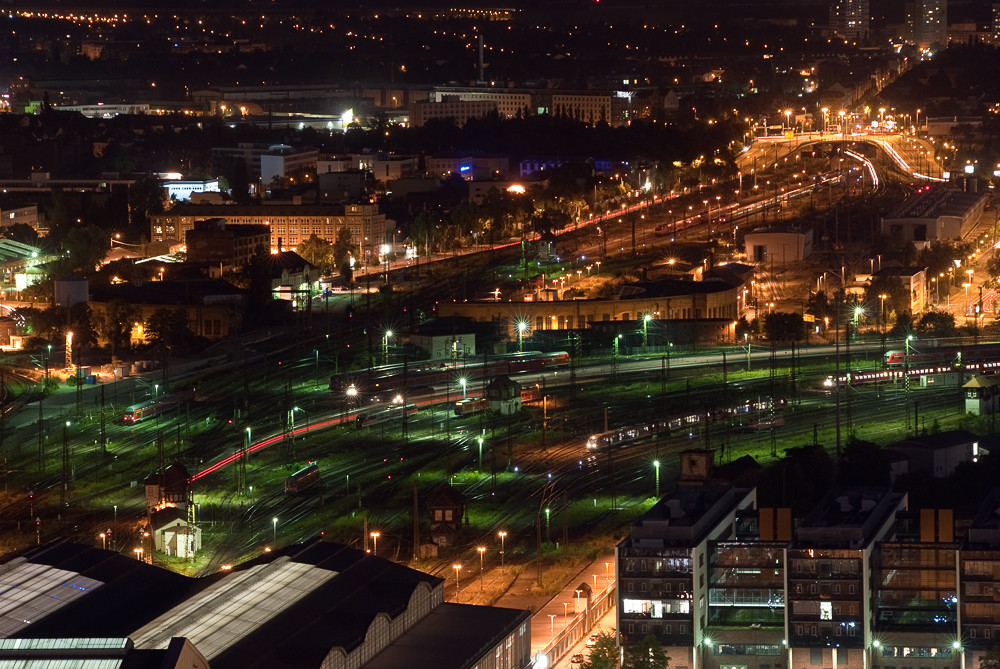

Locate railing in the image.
[541,583,617,665]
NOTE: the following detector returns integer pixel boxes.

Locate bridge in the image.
[737,131,948,183]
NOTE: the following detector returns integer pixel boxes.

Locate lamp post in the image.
[642,313,652,348]
[99,532,106,550]
[477,435,484,472]
[477,546,486,592]
[113,505,117,551]
[548,614,557,633]
[272,517,278,546]
[879,293,888,360]
[383,330,393,365]
[459,377,467,399]
[517,321,527,353]
[134,547,143,561]
[905,335,913,432]
[605,561,612,581]
[453,564,462,592]
[370,531,379,556]
[654,460,661,498]
[498,530,507,567]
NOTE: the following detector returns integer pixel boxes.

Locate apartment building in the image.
[618,474,1000,669]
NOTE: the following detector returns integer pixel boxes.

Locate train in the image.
[331,351,570,396]
[123,388,195,424]
[884,342,1000,367]
[284,463,320,494]
[454,397,489,416]
[357,402,418,427]
[884,343,1000,367]
[586,397,785,451]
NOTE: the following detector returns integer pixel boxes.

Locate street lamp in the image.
[516,321,528,352]
[133,547,144,561]
[99,532,106,550]
[642,313,652,348]
[272,517,278,546]
[370,531,379,556]
[459,377,467,399]
[653,460,661,498]
[453,564,462,592]
[383,330,393,365]
[879,294,888,357]
[498,530,507,567]
[477,435,484,472]
[478,546,486,592]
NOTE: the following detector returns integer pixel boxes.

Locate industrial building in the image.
[0,539,531,669]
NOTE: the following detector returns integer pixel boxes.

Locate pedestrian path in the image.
[493,552,617,666]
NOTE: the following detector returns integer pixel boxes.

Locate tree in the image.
[94,299,138,361]
[145,307,194,353]
[805,291,834,322]
[763,312,805,342]
[916,311,956,337]
[299,234,335,275]
[988,252,1000,287]
[62,225,112,274]
[127,176,165,236]
[582,631,619,669]
[531,208,571,237]
[837,437,891,486]
[332,227,357,269]
[864,275,908,322]
[623,634,669,669]
[3,223,39,247]
[979,646,1000,669]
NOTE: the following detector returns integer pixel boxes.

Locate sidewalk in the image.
[493,552,617,664]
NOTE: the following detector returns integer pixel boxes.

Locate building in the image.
[410,98,497,127]
[164,179,221,202]
[260,145,320,185]
[874,266,928,313]
[909,0,949,49]
[0,539,532,669]
[428,88,532,119]
[425,153,510,180]
[743,228,813,264]
[317,153,419,182]
[616,482,1000,669]
[0,204,39,232]
[150,507,202,559]
[267,251,318,307]
[318,170,368,202]
[880,188,987,247]
[829,0,870,40]
[150,202,389,261]
[185,219,270,269]
[408,330,476,361]
[887,430,980,478]
[551,93,612,126]
[89,280,247,343]
[437,278,743,342]
[616,484,757,665]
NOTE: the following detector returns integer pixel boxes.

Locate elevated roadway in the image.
[737,131,947,183]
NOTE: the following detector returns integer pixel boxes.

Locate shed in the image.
[426,483,466,547]
[486,375,522,415]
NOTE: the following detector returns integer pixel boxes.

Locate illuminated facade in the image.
[618,485,1000,669]
[150,202,388,260]
[829,0,870,40]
